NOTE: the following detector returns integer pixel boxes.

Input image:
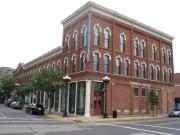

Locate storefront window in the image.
[54,90,59,112]
[76,81,86,115]
[69,83,76,114]
[61,85,66,112]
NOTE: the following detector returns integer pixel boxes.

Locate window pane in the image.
[142,88,146,96]
[134,88,138,96]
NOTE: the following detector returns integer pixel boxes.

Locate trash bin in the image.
[112,110,117,118]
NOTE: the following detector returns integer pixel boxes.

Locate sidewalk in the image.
[46,113,163,123]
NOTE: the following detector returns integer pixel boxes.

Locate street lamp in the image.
[62,75,71,117]
[102,76,110,118]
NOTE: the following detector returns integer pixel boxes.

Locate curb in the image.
[47,114,64,121]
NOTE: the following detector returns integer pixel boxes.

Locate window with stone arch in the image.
[141,62,146,79]
[81,25,87,47]
[80,52,86,71]
[162,48,166,64]
[141,40,146,58]
[168,69,172,83]
[104,54,110,73]
[134,61,139,77]
[94,24,101,46]
[134,38,139,56]
[73,31,78,50]
[71,55,76,73]
[124,58,130,76]
[120,33,126,52]
[152,44,157,61]
[116,56,122,74]
[162,68,167,82]
[167,49,172,65]
[65,35,70,53]
[93,51,100,71]
[64,58,68,74]
[155,65,160,81]
[104,27,111,49]
[150,64,154,80]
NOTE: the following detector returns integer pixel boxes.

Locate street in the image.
[1,104,180,135]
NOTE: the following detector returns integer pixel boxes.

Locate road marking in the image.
[155,121,180,126]
[127,123,180,131]
[100,123,174,135]
[0,120,60,123]
[0,113,7,118]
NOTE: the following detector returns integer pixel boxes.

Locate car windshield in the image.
[174,109,180,111]
[36,104,43,108]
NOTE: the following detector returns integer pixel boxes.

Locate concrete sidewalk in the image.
[47,114,162,123]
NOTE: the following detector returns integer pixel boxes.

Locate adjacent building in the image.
[13,2,174,117]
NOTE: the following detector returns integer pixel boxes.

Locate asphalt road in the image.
[1,104,180,135]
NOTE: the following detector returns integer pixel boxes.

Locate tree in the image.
[0,76,15,99]
[149,90,160,116]
[30,68,63,114]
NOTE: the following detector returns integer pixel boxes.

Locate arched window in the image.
[163,68,167,82]
[71,56,76,73]
[81,25,87,46]
[124,59,130,76]
[156,66,160,81]
[134,62,139,77]
[65,35,70,53]
[168,69,172,82]
[142,63,146,79]
[167,49,172,65]
[80,53,86,71]
[152,44,157,61]
[162,48,166,64]
[73,31,78,50]
[116,58,121,74]
[94,26,100,46]
[64,58,68,74]
[104,30,110,48]
[104,55,110,73]
[150,65,154,80]
[120,33,126,52]
[141,41,146,58]
[134,39,139,56]
[93,53,99,71]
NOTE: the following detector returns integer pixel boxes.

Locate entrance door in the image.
[94,91,104,115]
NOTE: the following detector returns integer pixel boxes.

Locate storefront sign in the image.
[130,81,151,87]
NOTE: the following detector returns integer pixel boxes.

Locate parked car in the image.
[10,101,22,110]
[168,109,180,117]
[25,103,44,115]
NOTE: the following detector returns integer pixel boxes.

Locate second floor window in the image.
[167,50,171,65]
[72,56,76,73]
[142,64,146,79]
[93,53,99,71]
[104,55,110,73]
[94,26,100,46]
[150,65,154,80]
[163,68,166,82]
[156,67,160,81]
[64,59,68,74]
[116,58,121,74]
[65,36,70,53]
[80,53,86,71]
[168,69,172,82]
[134,39,139,56]
[104,30,110,48]
[134,62,139,77]
[125,60,130,76]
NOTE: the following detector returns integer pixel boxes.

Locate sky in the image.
[0,0,179,72]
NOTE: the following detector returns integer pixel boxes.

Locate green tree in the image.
[30,68,62,114]
[0,76,15,99]
[149,90,160,116]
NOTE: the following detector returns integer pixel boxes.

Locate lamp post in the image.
[62,75,71,117]
[102,76,110,118]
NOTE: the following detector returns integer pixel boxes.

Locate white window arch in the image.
[152,43,157,61]
[155,65,160,81]
[134,37,139,56]
[94,24,102,33]
[65,34,70,53]
[103,53,111,60]
[104,27,111,49]
[73,30,78,50]
[93,50,101,58]
[141,39,146,58]
[167,49,172,65]
[71,54,76,73]
[162,48,166,64]
[116,56,122,74]
[162,67,167,82]
[81,24,87,46]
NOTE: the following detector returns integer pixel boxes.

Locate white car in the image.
[168,109,180,117]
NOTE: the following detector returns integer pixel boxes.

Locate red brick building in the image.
[174,73,180,108]
[13,2,174,116]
